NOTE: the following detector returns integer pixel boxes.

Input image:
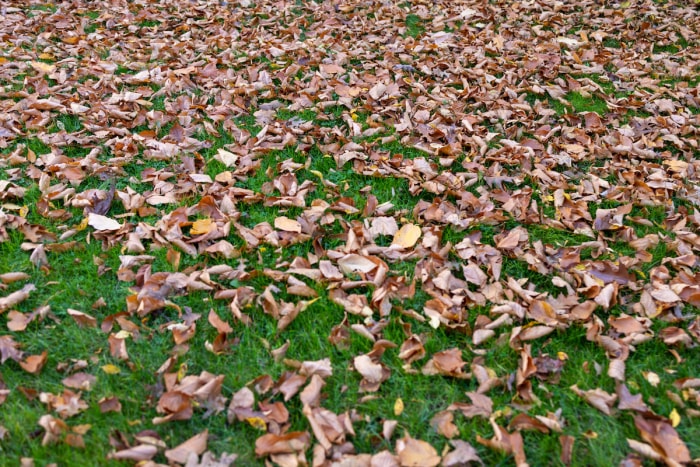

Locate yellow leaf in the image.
[643,371,660,387]
[670,409,681,427]
[392,224,422,249]
[29,61,56,75]
[101,364,120,374]
[190,218,214,235]
[557,351,569,361]
[246,417,267,430]
[19,206,29,218]
[177,363,188,382]
[76,217,89,231]
[37,53,54,61]
[394,397,404,416]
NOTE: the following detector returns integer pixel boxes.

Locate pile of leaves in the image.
[1,0,700,464]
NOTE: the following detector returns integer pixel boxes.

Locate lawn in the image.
[1,0,700,465]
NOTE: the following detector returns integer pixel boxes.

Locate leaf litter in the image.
[0,0,700,465]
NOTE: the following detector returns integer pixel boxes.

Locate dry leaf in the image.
[87,213,122,231]
[392,224,422,249]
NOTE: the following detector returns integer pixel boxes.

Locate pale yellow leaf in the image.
[87,213,122,231]
[392,224,421,249]
[670,408,681,427]
[190,218,214,235]
[30,61,56,75]
[101,364,121,375]
[394,397,404,416]
[274,216,302,233]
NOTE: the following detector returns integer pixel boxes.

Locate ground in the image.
[0,0,700,465]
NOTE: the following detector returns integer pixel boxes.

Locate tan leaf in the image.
[392,224,422,249]
[0,284,36,312]
[107,444,158,461]
[214,148,238,167]
[87,213,122,231]
[396,435,441,467]
[30,61,56,75]
[570,385,617,415]
[274,216,302,233]
[208,309,233,334]
[430,411,458,438]
[165,429,208,464]
[254,431,310,456]
[67,309,97,328]
[338,254,378,274]
[442,440,483,467]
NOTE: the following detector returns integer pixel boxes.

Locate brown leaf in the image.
[570,385,617,415]
[0,335,23,363]
[98,396,122,413]
[559,435,574,465]
[20,351,48,374]
[616,384,650,413]
[62,373,96,391]
[430,411,459,439]
[165,429,208,464]
[254,431,310,456]
[107,444,158,462]
[108,333,129,361]
[448,392,493,419]
[67,309,97,328]
[476,421,528,467]
[396,435,441,467]
[442,440,484,466]
[208,309,233,334]
[633,415,690,465]
[0,284,36,312]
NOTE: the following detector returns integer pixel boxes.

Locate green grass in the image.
[2,1,700,465]
[404,14,424,38]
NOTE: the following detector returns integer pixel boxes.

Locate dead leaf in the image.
[392,224,422,249]
[165,429,208,464]
[396,435,441,467]
[20,351,48,374]
[87,213,122,231]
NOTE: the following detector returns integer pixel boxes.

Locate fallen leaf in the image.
[396,435,441,467]
[20,351,48,374]
[392,224,422,249]
[274,216,302,233]
[165,429,208,464]
[87,213,122,231]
